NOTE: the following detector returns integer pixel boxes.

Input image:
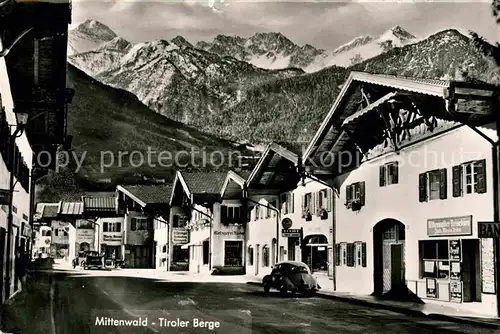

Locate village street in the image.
[0,267,498,334]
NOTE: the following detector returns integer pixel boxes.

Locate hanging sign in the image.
[426,278,437,298]
[450,281,463,303]
[449,239,461,261]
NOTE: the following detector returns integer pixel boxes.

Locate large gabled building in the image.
[302,71,500,316]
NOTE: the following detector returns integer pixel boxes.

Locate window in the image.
[203,240,209,265]
[262,245,269,267]
[340,243,347,266]
[355,242,362,266]
[302,193,312,218]
[130,217,148,231]
[452,159,487,197]
[12,206,17,213]
[380,161,399,186]
[345,182,365,208]
[346,243,355,267]
[221,205,243,224]
[419,240,450,279]
[162,245,167,253]
[419,169,446,202]
[270,201,277,217]
[280,193,294,215]
[41,229,51,237]
[248,246,254,266]
[266,205,271,218]
[77,220,94,229]
[224,241,243,266]
[103,222,121,232]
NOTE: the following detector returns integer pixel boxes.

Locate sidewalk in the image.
[245,273,500,330]
[0,272,53,334]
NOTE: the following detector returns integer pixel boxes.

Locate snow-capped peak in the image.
[73,19,117,42]
[379,25,417,43]
[98,36,132,52]
[332,36,373,56]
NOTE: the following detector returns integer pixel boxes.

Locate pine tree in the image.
[471,1,500,66]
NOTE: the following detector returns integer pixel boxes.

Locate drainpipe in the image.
[297,157,336,291]
[242,183,280,264]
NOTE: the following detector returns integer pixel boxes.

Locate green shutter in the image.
[393,161,399,184]
[326,189,332,212]
[345,185,352,205]
[361,242,367,267]
[418,173,428,202]
[379,165,386,187]
[475,159,487,194]
[358,182,365,206]
[439,169,447,199]
[452,165,462,197]
[335,244,340,266]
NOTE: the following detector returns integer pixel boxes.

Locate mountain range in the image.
[67,20,499,147]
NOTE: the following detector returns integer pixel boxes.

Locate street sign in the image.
[282,229,301,238]
[0,189,11,205]
[478,222,500,238]
[281,218,292,229]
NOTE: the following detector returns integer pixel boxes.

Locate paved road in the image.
[1,269,499,334]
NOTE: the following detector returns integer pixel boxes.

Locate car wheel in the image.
[263,283,270,294]
[280,286,288,296]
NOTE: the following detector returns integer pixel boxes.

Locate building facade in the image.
[33,226,52,257]
[302,71,500,316]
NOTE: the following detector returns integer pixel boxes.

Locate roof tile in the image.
[120,185,172,205]
[181,172,227,195]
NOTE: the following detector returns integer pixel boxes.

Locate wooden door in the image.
[391,244,403,289]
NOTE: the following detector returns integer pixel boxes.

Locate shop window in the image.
[345,182,365,209]
[203,240,209,265]
[380,161,399,186]
[224,240,243,266]
[262,245,269,267]
[103,222,121,232]
[248,246,254,266]
[419,240,450,279]
[419,169,447,202]
[452,159,487,197]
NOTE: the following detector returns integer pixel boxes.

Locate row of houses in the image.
[33,72,500,317]
[0,0,73,304]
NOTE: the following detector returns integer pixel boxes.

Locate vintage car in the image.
[72,251,87,268]
[83,251,104,270]
[263,261,321,296]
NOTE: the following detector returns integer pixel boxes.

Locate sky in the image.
[70,1,500,49]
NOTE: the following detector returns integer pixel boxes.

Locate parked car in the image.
[263,261,320,296]
[83,251,104,270]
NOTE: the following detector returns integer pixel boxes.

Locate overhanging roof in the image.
[246,142,299,192]
[302,71,499,169]
[117,184,172,208]
[220,171,246,199]
[169,171,227,205]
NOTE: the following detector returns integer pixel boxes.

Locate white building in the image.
[170,171,247,274]
[0,48,33,303]
[244,143,334,278]
[302,71,500,316]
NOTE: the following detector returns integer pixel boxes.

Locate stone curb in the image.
[246,282,500,329]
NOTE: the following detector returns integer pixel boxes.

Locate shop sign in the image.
[426,278,437,298]
[449,240,461,261]
[77,229,94,242]
[450,281,462,303]
[427,216,472,237]
[0,189,10,205]
[103,233,122,243]
[282,229,301,238]
[213,231,245,236]
[450,261,461,280]
[478,221,500,238]
[172,228,189,244]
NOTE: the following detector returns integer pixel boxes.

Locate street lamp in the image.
[5,111,29,299]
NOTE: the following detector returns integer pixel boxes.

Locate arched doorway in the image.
[79,242,90,252]
[303,234,328,272]
[373,219,406,296]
